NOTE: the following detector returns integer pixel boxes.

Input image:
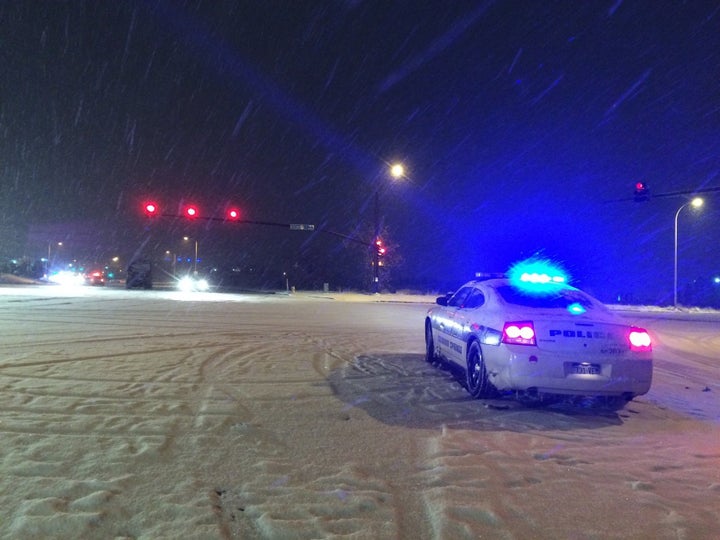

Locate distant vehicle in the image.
[85,270,106,286]
[48,270,85,287]
[126,259,153,289]
[177,274,210,292]
[425,274,653,408]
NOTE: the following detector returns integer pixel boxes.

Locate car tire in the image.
[602,395,633,410]
[425,320,437,363]
[466,341,496,399]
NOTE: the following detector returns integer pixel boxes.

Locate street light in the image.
[390,163,405,179]
[46,241,63,277]
[183,236,199,275]
[673,197,703,307]
[165,250,177,277]
[372,163,405,293]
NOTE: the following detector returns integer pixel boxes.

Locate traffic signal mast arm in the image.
[142,204,377,248]
[648,185,720,199]
[605,184,720,203]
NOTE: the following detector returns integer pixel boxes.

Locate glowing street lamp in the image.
[673,197,703,307]
[390,163,405,179]
[372,162,405,292]
[164,250,177,277]
[183,236,199,275]
[46,241,63,276]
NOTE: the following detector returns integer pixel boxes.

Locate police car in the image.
[425,262,653,407]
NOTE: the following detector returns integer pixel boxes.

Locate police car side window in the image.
[463,288,485,309]
[448,287,472,307]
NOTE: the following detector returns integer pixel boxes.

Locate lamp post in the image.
[373,163,405,293]
[46,241,62,277]
[673,197,703,307]
[183,236,199,275]
[165,250,176,277]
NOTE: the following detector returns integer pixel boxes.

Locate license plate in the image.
[571,363,601,375]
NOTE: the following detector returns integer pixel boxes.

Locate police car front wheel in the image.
[424,320,437,363]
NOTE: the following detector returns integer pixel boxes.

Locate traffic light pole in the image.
[148,213,376,248]
[373,190,380,293]
[143,193,391,293]
[606,185,720,203]
[643,185,720,201]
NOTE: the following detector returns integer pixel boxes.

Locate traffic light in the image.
[375,239,386,256]
[143,201,159,216]
[184,205,199,218]
[375,239,387,268]
[226,208,241,221]
[633,181,650,202]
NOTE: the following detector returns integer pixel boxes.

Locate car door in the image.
[437,286,472,364]
[448,287,486,360]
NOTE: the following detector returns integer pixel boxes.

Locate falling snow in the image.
[1,2,719,297]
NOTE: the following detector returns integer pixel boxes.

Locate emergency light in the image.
[507,257,570,296]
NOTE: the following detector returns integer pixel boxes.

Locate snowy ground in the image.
[0,285,718,539]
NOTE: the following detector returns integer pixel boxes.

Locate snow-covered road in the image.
[1,286,718,539]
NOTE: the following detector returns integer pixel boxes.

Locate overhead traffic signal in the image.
[140,200,250,222]
[143,201,159,216]
[633,181,650,202]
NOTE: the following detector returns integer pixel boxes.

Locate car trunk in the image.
[532,316,630,355]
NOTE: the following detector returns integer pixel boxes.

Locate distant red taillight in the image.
[502,321,536,346]
[628,327,652,351]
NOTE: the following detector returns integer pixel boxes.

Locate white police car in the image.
[425,262,653,407]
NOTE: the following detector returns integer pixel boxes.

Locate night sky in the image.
[2,1,719,302]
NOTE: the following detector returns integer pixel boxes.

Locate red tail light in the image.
[628,327,652,352]
[502,321,536,346]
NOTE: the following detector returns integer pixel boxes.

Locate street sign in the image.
[289,224,315,231]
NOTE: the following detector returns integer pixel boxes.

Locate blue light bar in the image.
[507,257,571,296]
[519,272,566,284]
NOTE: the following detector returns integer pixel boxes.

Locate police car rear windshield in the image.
[496,285,601,310]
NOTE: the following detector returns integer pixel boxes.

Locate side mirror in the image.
[436,295,449,306]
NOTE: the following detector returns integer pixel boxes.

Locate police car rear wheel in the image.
[466,341,496,399]
[425,321,437,363]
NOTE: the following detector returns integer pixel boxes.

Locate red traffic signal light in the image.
[184,205,199,218]
[633,181,650,202]
[375,239,386,256]
[143,201,159,216]
[226,208,241,220]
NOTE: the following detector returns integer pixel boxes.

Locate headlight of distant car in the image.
[49,270,86,287]
[178,276,210,292]
[195,278,209,291]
